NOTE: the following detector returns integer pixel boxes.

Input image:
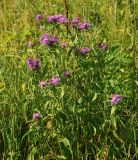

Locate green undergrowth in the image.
[0,0,137,159]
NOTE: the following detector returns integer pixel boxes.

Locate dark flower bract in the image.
[64,71,71,78]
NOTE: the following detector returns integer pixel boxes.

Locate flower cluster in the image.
[27,13,125,126]
[71,17,91,30]
[38,72,71,88]
[26,58,40,70]
[48,14,68,23]
[40,33,59,46]
[47,15,91,30]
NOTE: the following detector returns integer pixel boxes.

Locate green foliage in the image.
[0,0,137,159]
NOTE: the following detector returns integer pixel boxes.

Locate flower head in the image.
[98,43,108,51]
[48,14,68,23]
[58,15,69,23]
[40,33,59,46]
[35,14,43,21]
[111,94,122,105]
[33,112,42,121]
[78,47,91,55]
[64,71,71,78]
[26,58,40,70]
[71,17,80,28]
[61,42,68,48]
[39,80,47,88]
[49,76,61,86]
[78,22,91,30]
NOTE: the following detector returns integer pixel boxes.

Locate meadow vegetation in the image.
[0,0,138,159]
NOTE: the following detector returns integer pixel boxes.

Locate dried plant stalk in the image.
[63,0,69,34]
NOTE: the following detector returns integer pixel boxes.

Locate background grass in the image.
[0,0,138,159]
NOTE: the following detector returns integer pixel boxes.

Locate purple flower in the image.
[98,43,108,51]
[78,47,91,55]
[71,17,80,28]
[71,17,91,30]
[26,58,40,70]
[33,112,42,121]
[49,76,61,86]
[35,14,43,21]
[78,22,91,30]
[39,80,47,88]
[58,16,69,23]
[48,14,68,23]
[64,71,71,78]
[40,33,59,46]
[111,94,122,105]
[61,42,68,48]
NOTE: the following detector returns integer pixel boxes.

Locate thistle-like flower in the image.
[111,94,122,105]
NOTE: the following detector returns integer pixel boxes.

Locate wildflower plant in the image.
[0,1,137,160]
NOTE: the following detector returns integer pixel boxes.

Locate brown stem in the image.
[63,0,69,34]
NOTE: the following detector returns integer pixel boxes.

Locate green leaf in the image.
[0,82,5,92]
[78,97,83,104]
[136,147,138,154]
[0,75,5,92]
[135,81,138,86]
[59,138,73,158]
[112,131,124,143]
[111,106,116,115]
[1,32,16,46]
[110,116,117,130]
[57,155,67,160]
[60,87,65,98]
[27,147,38,160]
[55,109,67,125]
[92,93,97,102]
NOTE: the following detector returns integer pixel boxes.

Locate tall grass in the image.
[0,0,137,159]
